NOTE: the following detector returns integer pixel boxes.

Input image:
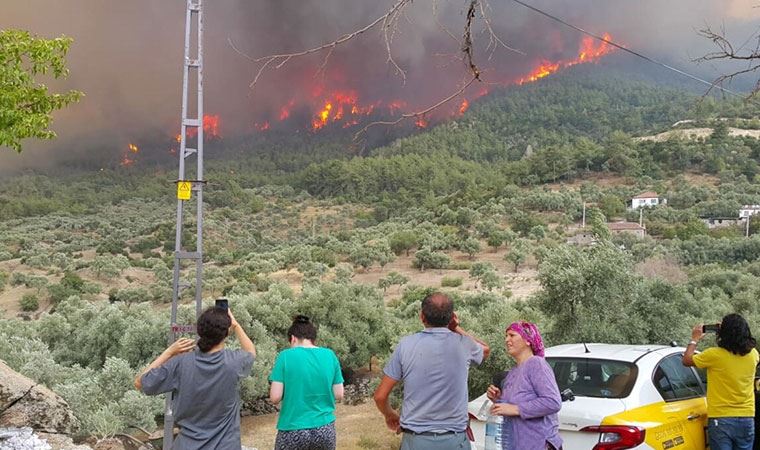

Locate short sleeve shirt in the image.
[269,347,344,431]
[383,327,483,433]
[141,348,254,450]
[694,347,759,417]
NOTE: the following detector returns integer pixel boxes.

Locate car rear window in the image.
[547,357,638,399]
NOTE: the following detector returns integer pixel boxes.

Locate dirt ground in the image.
[635,126,760,142]
[241,402,402,450]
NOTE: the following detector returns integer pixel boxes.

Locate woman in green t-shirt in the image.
[269,315,345,450]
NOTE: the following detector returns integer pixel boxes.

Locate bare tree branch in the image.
[354,74,479,141]
[230,0,524,137]
[478,0,525,59]
[462,0,481,79]
[433,0,462,45]
[696,25,760,97]
[228,0,413,89]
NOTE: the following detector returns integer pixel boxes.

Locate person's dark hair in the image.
[421,292,453,327]
[288,315,317,341]
[197,307,231,353]
[717,313,756,356]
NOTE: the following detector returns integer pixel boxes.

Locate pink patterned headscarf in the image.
[507,321,545,357]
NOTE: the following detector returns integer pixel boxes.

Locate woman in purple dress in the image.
[486,321,562,450]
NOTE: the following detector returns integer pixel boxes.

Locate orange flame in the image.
[458,99,469,115]
[264,34,617,132]
[120,143,139,167]
[517,33,615,85]
[254,121,270,131]
[179,114,222,141]
[279,100,295,121]
[312,102,333,130]
[203,114,220,138]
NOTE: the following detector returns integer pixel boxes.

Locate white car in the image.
[468,343,708,450]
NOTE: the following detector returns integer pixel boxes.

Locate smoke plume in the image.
[1,0,758,173]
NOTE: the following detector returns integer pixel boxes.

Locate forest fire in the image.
[309,90,379,131]
[134,32,620,154]
[253,33,618,133]
[517,34,614,85]
[120,143,139,167]
[458,99,469,116]
[174,114,223,141]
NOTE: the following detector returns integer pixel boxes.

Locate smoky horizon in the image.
[1,0,758,173]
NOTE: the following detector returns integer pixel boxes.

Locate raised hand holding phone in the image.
[215,297,229,311]
[448,312,460,332]
[702,323,720,333]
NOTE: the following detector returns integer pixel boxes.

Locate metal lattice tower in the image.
[165,0,204,448]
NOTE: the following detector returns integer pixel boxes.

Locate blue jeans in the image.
[399,431,470,450]
[708,417,755,450]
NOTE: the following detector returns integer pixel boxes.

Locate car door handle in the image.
[687,413,702,421]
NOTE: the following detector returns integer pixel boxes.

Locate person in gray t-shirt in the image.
[135,307,256,450]
[374,292,489,450]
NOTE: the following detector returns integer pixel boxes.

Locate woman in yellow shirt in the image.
[683,313,759,450]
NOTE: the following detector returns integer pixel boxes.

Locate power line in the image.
[510,0,747,99]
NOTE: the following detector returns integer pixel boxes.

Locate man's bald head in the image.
[421,292,454,327]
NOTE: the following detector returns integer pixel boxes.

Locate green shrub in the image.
[20,294,39,311]
[441,276,463,287]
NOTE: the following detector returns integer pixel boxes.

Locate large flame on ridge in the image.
[310,90,379,131]
[286,33,616,132]
[517,34,614,85]
[130,32,618,162]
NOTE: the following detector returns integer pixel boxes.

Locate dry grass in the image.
[634,255,687,284]
[634,127,760,142]
[241,402,402,450]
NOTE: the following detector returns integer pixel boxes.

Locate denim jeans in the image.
[707,417,755,450]
[399,431,470,450]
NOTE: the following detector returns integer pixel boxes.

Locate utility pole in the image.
[746,215,751,238]
[165,0,204,448]
[581,202,586,228]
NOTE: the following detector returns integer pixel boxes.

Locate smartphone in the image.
[215,298,229,311]
[702,323,720,333]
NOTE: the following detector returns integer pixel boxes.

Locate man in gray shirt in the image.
[374,292,490,450]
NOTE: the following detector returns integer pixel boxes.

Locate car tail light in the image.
[580,425,646,450]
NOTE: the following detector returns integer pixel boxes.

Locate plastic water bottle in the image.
[479,399,502,450]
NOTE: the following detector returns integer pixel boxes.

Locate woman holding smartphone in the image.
[683,313,759,450]
[135,306,256,450]
[269,315,344,450]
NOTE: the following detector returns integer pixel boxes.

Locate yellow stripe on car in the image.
[601,397,707,450]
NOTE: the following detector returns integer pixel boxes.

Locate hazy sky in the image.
[1,0,758,171]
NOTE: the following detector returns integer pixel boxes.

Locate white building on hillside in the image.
[739,205,760,219]
[631,192,665,210]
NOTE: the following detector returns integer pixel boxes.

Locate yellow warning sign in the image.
[177,181,192,200]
